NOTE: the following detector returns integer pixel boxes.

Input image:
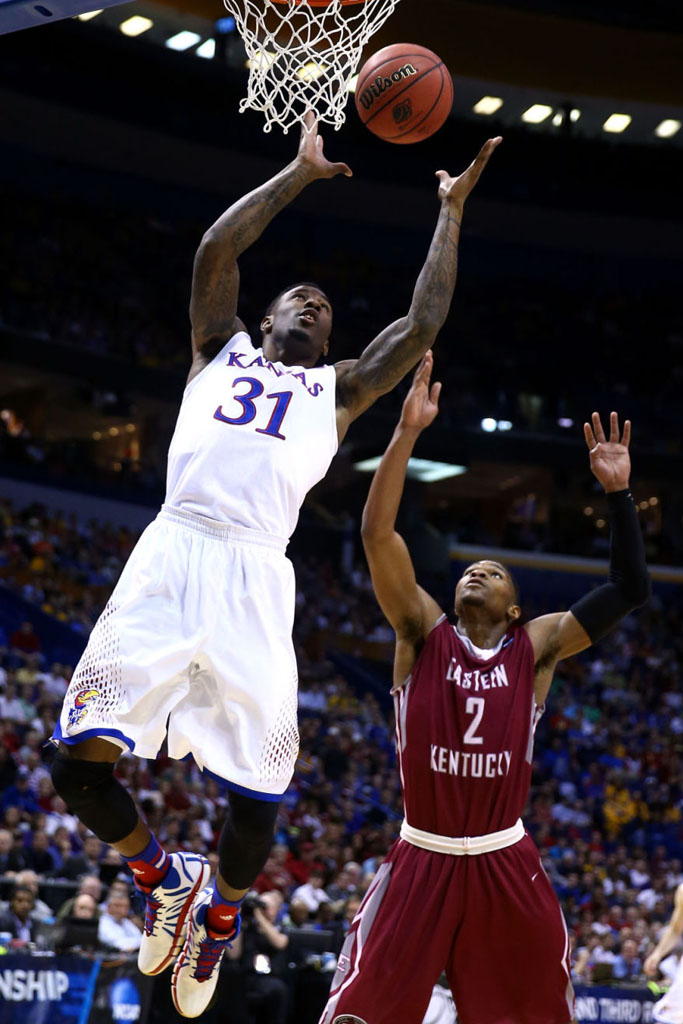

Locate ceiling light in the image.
[92,431,102,441]
[354,457,466,483]
[551,112,563,127]
[166,31,202,51]
[596,518,606,528]
[603,113,631,134]
[639,500,649,511]
[215,16,236,34]
[347,74,359,94]
[246,50,276,70]
[655,119,681,139]
[481,418,497,433]
[558,417,574,428]
[119,16,153,37]
[584,507,593,516]
[649,497,659,506]
[521,104,552,124]
[473,96,503,116]
[570,108,581,122]
[296,62,328,82]
[196,39,216,59]
[497,420,513,431]
[76,9,103,20]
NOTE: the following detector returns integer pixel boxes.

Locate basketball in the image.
[354,43,454,144]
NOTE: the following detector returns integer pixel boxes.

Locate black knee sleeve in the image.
[51,754,139,844]
[217,791,279,890]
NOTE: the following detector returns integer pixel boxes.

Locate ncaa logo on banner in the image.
[333,1017,369,1024]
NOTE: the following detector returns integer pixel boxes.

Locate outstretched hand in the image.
[297,111,353,180]
[436,136,502,209]
[399,350,441,432]
[643,953,660,978]
[584,411,632,493]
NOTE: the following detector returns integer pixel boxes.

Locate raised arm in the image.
[526,412,650,703]
[335,137,501,434]
[189,115,351,363]
[361,353,443,679]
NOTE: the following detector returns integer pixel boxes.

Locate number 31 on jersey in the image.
[214,376,293,441]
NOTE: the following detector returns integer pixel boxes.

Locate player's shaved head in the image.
[265,282,330,317]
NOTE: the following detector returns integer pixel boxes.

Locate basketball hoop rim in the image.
[270,0,367,7]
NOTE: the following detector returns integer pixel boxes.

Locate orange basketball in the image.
[354,43,453,144]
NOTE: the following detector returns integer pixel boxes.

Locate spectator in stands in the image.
[60,834,103,881]
[0,884,37,945]
[291,869,331,914]
[8,869,54,924]
[97,892,142,953]
[9,622,41,659]
[71,892,98,920]
[326,862,362,903]
[0,827,26,875]
[1,765,39,820]
[0,683,28,725]
[57,874,103,920]
[287,842,322,885]
[613,937,643,981]
[24,829,57,875]
[341,895,362,935]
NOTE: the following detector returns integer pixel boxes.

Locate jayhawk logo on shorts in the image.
[67,688,100,730]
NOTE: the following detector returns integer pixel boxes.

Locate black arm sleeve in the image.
[570,489,651,643]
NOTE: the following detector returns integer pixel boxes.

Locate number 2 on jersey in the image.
[214,376,293,441]
[463,697,485,745]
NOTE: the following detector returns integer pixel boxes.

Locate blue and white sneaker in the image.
[171,887,241,1018]
[137,852,210,976]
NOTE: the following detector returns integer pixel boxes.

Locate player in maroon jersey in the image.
[319,351,650,1024]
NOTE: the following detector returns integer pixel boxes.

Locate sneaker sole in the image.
[140,859,211,977]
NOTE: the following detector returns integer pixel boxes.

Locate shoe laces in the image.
[193,933,229,981]
[143,892,162,936]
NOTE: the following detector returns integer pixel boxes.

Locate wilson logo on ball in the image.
[356,63,417,110]
[392,99,413,124]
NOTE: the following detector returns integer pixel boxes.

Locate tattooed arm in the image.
[189,115,351,368]
[335,137,501,439]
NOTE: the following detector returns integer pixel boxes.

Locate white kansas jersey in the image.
[165,331,338,539]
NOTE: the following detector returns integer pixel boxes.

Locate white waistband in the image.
[400,818,525,855]
[159,505,287,552]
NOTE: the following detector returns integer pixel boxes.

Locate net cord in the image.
[222,0,403,133]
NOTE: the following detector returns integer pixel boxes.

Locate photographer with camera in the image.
[231,891,290,1024]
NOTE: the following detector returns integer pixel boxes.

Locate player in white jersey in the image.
[645,884,683,1023]
[49,115,500,1016]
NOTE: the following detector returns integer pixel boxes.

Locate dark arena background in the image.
[1,1,683,1022]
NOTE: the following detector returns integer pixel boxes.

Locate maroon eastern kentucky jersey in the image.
[394,615,541,837]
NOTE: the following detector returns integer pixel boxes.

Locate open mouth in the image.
[299,310,317,324]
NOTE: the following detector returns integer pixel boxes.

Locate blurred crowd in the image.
[2,185,682,446]
[0,495,682,1018]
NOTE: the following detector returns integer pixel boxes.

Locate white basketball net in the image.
[222,0,403,133]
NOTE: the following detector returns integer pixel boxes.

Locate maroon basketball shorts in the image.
[319,833,575,1024]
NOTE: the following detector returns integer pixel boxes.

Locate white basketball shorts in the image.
[654,959,683,1024]
[53,505,299,800]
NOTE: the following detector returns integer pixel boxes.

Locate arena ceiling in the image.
[152,0,683,104]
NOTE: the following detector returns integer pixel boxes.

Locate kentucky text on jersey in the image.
[226,352,324,396]
[445,660,509,690]
[430,746,512,778]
